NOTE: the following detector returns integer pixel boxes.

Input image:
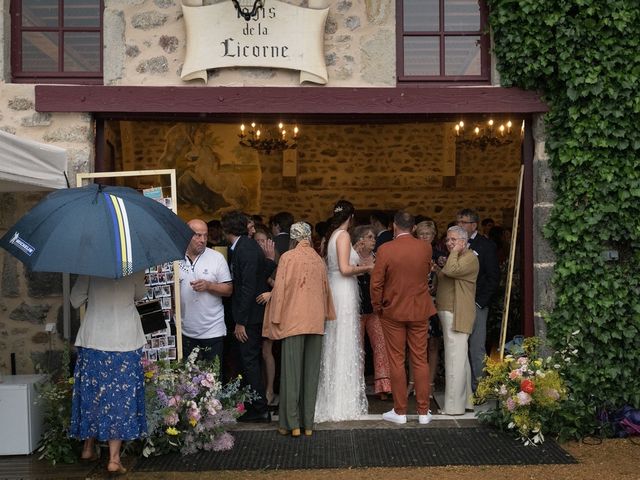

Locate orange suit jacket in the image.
[370,233,437,322]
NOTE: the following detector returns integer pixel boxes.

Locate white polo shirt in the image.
[179,248,232,339]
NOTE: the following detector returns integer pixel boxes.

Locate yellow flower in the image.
[67,378,74,385]
[189,418,197,427]
[144,371,154,380]
[166,427,179,436]
[533,359,543,368]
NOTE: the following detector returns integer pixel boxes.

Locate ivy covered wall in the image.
[488,0,640,437]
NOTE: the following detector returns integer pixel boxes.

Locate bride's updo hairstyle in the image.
[324,200,355,247]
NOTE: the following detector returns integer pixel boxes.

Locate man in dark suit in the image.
[221,211,270,422]
[269,211,294,261]
[371,211,436,425]
[457,208,500,392]
[370,211,393,252]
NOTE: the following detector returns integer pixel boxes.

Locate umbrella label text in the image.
[9,232,35,256]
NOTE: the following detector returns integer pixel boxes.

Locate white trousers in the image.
[439,310,473,415]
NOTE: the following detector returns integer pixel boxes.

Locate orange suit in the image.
[370,232,436,415]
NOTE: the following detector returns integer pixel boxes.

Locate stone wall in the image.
[0,85,94,374]
[107,119,523,233]
[532,114,554,340]
[105,0,396,86]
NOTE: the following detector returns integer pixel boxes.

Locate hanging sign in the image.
[180,0,329,84]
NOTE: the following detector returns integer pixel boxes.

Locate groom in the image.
[370,210,436,425]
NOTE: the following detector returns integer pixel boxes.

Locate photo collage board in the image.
[141,186,178,362]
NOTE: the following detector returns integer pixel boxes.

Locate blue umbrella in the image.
[0,184,194,279]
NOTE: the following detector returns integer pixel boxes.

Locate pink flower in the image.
[509,369,522,380]
[506,398,516,411]
[236,402,246,414]
[545,388,560,401]
[201,379,213,388]
[164,412,179,426]
[517,391,532,406]
[517,356,528,365]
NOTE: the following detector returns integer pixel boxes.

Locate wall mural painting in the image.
[157,124,262,220]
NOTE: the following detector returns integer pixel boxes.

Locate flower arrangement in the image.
[142,347,255,457]
[475,336,568,445]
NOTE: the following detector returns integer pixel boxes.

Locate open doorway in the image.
[100,117,526,411]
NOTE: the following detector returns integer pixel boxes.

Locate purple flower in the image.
[212,432,235,451]
[506,397,517,411]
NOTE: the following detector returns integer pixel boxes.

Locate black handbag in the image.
[136,300,166,334]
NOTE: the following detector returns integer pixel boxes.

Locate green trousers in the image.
[278,334,323,431]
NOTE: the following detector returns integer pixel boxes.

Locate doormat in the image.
[134,427,576,471]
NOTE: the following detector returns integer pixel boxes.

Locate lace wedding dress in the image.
[314,229,368,422]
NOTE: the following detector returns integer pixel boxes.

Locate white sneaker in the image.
[382,409,407,424]
[418,411,433,425]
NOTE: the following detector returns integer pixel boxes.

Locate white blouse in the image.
[71,272,147,352]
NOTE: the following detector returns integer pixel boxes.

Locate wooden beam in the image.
[35,85,547,115]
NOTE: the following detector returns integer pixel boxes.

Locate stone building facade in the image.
[0,0,553,374]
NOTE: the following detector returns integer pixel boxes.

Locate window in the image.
[397,0,490,82]
[11,0,103,83]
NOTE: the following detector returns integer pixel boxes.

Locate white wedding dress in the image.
[314,229,368,422]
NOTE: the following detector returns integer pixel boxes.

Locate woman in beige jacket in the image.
[260,222,336,437]
[436,225,479,415]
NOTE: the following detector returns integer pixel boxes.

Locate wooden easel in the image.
[499,165,524,360]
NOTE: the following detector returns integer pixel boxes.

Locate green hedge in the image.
[487,0,640,439]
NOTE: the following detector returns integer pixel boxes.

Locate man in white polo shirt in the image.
[179,219,233,363]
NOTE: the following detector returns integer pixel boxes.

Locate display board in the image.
[76,169,185,360]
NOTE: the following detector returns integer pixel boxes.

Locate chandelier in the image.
[231,0,264,21]
[454,119,515,150]
[238,122,299,155]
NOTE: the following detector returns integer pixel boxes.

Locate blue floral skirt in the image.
[70,347,147,441]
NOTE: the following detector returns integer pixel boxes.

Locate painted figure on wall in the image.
[158,123,261,219]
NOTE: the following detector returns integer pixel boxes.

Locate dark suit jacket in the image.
[229,235,269,326]
[468,233,500,308]
[374,229,393,252]
[370,234,437,322]
[273,232,291,260]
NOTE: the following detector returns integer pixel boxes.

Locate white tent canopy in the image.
[0,129,68,191]
[0,129,71,340]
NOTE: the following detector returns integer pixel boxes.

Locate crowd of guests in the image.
[68,202,504,471]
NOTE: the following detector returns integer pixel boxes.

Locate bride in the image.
[315,200,373,422]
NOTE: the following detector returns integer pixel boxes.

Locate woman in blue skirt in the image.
[70,272,148,476]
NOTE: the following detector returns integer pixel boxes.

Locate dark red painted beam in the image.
[35,85,547,115]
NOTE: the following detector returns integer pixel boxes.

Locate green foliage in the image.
[36,344,81,464]
[487,0,640,439]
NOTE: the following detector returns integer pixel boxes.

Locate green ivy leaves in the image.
[488,0,640,440]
